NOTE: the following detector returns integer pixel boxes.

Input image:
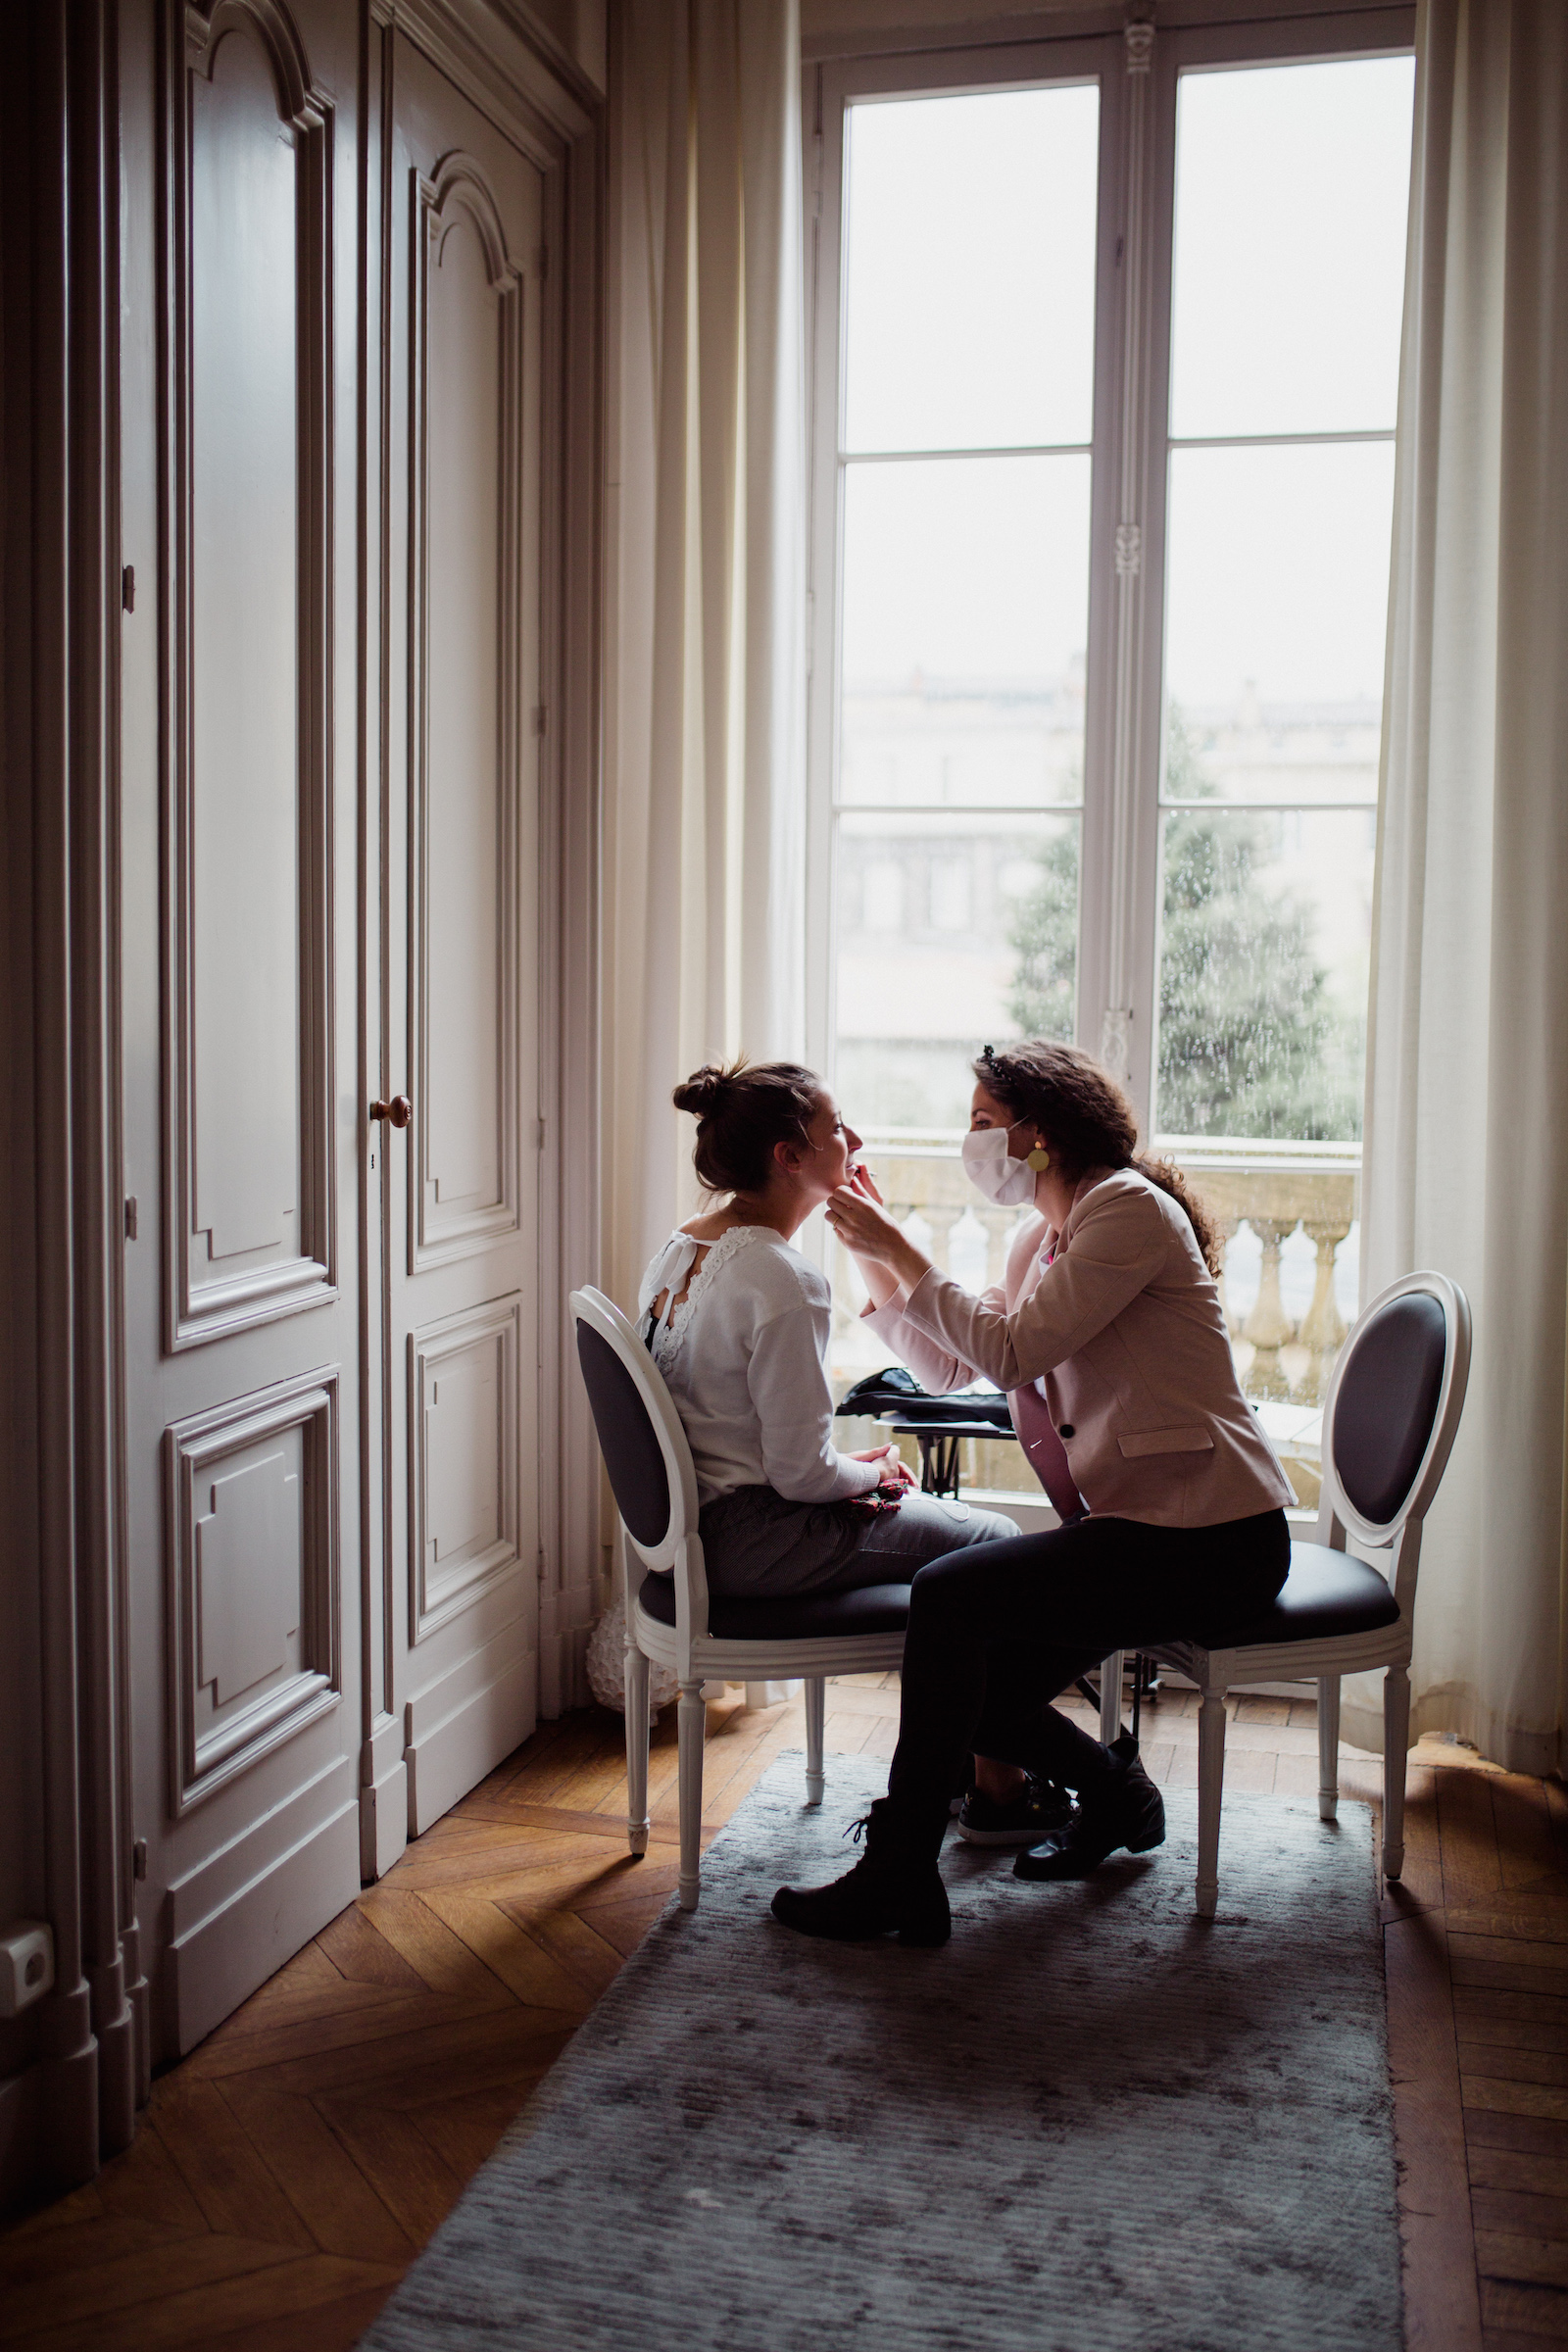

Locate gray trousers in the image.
[699,1482,1017,1600]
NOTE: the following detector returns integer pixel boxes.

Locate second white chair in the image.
[1102,1270,1471,1917]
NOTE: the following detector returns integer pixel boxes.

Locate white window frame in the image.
[804,3,1416,1136]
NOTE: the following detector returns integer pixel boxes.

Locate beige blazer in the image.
[863,1165,1293,1531]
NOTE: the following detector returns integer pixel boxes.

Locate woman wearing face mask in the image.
[641,1060,1019,1604]
[769,1040,1294,1947]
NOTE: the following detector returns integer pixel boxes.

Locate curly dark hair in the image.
[672,1058,826,1195]
[973,1041,1223,1277]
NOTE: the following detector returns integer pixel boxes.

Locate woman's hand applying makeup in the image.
[825,1163,933,1296]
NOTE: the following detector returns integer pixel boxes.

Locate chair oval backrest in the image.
[1333,1293,1446,1525]
[568,1287,702,1580]
[574,1320,670,1548]
[1321,1272,1470,1545]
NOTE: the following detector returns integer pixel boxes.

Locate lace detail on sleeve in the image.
[647,1224,773,1375]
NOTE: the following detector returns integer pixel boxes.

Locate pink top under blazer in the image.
[862,1165,1294,1531]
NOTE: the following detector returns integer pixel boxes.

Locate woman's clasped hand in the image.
[845,1444,917,1516]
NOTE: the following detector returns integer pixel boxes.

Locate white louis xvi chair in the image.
[1101,1271,1471,1918]
[570,1286,912,1911]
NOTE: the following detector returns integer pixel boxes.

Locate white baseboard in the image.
[166,1794,360,2053]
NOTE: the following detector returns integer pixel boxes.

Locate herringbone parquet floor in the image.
[4,1678,1568,2352]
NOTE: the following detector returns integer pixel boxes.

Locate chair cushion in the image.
[1194,1542,1401,1649]
[637,1571,910,1642]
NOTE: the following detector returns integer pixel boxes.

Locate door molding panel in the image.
[408,151,523,1272]
[184,0,320,111]
[164,1366,343,1815]
[159,0,337,1350]
[410,1295,521,1641]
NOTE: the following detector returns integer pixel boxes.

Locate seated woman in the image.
[644,1058,1019,1600]
[770,1040,1295,1947]
[645,1061,1062,1840]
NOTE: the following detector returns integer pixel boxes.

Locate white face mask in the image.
[960,1124,1039,1208]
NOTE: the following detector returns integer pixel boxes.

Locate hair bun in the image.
[672,1064,732,1118]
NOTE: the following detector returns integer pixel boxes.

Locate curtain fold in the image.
[605,0,807,1315]
[1353,0,1568,1771]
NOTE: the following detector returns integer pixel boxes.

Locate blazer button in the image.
[1058,1423,1075,1440]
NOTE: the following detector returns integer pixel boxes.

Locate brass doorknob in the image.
[370,1095,413,1129]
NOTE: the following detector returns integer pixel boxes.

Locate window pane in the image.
[1169,57,1414,439]
[843,85,1100,455]
[836,811,1078,1131]
[1155,807,1373,1141]
[840,454,1090,807]
[1162,440,1395,799]
[842,675,1087,811]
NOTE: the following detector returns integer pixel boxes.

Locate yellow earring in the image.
[1026,1143,1051,1172]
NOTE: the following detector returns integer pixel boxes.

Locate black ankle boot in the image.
[1012,1736,1165,1882]
[771,1799,951,1945]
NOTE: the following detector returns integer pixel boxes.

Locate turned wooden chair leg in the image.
[804,1676,826,1806]
[1196,1689,1228,1919]
[1317,1674,1342,1822]
[623,1641,651,1858]
[1099,1651,1124,1745]
[1383,1663,1411,1882]
[676,1681,706,1910]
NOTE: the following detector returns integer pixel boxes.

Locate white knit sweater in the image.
[637,1226,881,1510]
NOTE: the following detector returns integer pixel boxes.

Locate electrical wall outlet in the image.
[0,1921,55,2018]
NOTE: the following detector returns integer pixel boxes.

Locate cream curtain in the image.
[1351,0,1568,1772]
[604,0,808,1316]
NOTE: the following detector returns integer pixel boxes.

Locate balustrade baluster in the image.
[1296,1218,1352,1403]
[1241,1218,1298,1400]
[977,1205,1018,1293]
[1214,1214,1244,1336]
[920,1205,962,1283]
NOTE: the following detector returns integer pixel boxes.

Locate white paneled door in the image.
[369,35,544,1856]
[120,0,366,2061]
[119,0,562,2058]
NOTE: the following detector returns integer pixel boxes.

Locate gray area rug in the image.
[362,1755,1399,2352]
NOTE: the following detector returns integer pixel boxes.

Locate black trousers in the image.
[886,1508,1292,1858]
